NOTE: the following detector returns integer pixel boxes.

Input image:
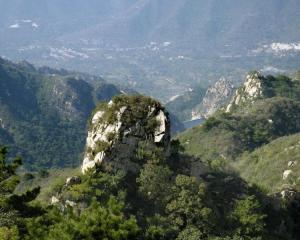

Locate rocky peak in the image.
[192,77,235,119]
[226,71,264,112]
[82,95,170,173]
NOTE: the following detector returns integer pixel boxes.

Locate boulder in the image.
[51,196,60,205]
[65,176,81,186]
[283,170,293,180]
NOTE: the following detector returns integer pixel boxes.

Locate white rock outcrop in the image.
[226,72,264,112]
[82,96,170,174]
[51,196,60,205]
[283,170,293,180]
[154,110,168,142]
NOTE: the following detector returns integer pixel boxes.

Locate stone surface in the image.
[226,72,264,112]
[154,110,168,142]
[51,196,60,205]
[283,170,293,180]
[192,77,235,120]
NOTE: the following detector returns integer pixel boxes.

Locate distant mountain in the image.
[167,77,235,122]
[0,0,299,100]
[65,0,300,50]
[2,0,298,49]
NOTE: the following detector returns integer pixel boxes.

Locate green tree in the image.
[0,146,40,238]
[166,175,215,238]
[176,225,203,240]
[26,197,139,240]
[137,163,173,209]
[145,214,176,240]
[231,195,266,238]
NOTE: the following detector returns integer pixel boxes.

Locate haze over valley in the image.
[1,0,300,101]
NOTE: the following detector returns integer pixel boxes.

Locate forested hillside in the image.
[0,94,299,239]
[0,58,120,169]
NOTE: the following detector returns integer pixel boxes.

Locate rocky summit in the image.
[82,95,171,173]
[226,71,264,112]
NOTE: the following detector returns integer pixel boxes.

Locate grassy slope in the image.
[235,133,300,193]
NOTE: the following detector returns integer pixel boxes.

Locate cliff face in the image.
[192,77,235,120]
[82,95,171,173]
[226,72,264,112]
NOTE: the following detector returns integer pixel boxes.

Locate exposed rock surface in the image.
[65,176,81,187]
[283,170,293,180]
[82,95,171,173]
[226,72,264,112]
[280,188,298,200]
[192,77,235,119]
[51,196,60,205]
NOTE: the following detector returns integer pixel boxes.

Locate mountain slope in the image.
[0,58,120,169]
[178,71,300,171]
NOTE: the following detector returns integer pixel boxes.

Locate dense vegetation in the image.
[1,137,299,239]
